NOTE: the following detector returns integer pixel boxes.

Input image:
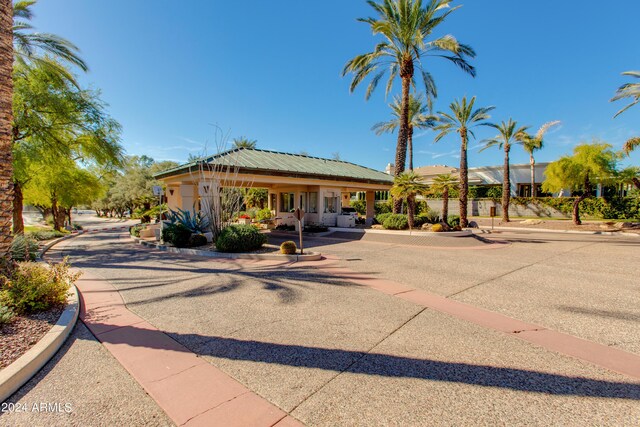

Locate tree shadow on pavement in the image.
[87,324,640,400]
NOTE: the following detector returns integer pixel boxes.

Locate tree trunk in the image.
[442,187,449,222]
[51,197,65,231]
[393,63,412,214]
[408,125,413,171]
[12,181,24,235]
[530,154,536,198]
[458,128,469,227]
[407,195,415,230]
[502,145,511,222]
[0,0,14,258]
[573,175,593,225]
[632,177,640,190]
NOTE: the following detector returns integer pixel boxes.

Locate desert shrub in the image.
[447,215,461,227]
[374,200,393,215]
[27,229,67,241]
[167,207,210,234]
[431,223,444,232]
[215,225,267,253]
[162,223,192,248]
[416,200,430,215]
[4,260,78,314]
[189,234,208,247]
[129,224,145,237]
[383,214,408,230]
[0,304,15,325]
[375,212,392,225]
[10,235,39,262]
[256,208,273,222]
[350,199,367,216]
[280,241,297,254]
[420,210,441,224]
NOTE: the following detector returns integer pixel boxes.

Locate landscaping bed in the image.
[0,305,64,369]
[471,217,640,233]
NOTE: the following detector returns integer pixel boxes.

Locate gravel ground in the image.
[44,230,640,425]
[1,322,173,427]
[471,217,640,233]
[0,306,63,369]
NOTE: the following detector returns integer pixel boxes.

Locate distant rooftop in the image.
[154,148,393,185]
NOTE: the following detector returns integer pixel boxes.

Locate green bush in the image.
[215,225,267,253]
[26,229,66,241]
[162,223,192,248]
[10,235,39,261]
[0,304,15,325]
[375,212,393,225]
[447,215,461,227]
[256,208,273,222]
[487,186,503,201]
[350,200,367,216]
[189,234,208,247]
[383,214,409,230]
[129,224,145,237]
[280,241,297,254]
[3,260,78,314]
[374,200,393,215]
[419,211,440,225]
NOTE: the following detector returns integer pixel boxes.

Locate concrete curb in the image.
[131,236,323,261]
[477,225,640,237]
[0,285,79,403]
[38,231,85,258]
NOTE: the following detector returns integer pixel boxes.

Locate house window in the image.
[299,192,307,212]
[308,192,318,213]
[324,196,337,213]
[280,193,295,212]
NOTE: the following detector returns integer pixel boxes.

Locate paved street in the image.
[2,228,640,426]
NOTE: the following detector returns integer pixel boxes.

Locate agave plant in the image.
[167,207,210,234]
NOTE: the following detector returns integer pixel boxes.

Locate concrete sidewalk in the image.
[38,230,640,426]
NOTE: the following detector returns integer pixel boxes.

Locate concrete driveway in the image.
[2,229,639,426]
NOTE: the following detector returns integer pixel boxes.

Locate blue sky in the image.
[31,1,640,170]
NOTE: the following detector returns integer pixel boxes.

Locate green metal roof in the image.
[153,148,393,185]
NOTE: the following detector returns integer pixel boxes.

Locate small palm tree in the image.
[433,96,494,227]
[343,0,475,212]
[232,137,257,149]
[519,121,561,197]
[482,119,529,222]
[390,171,428,229]
[430,173,458,221]
[372,93,435,171]
[617,166,640,191]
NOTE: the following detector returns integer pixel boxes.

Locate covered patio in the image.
[153,148,393,227]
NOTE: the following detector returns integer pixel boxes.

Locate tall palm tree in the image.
[343,0,475,213]
[372,93,435,171]
[482,119,528,222]
[0,0,12,258]
[433,96,493,227]
[232,136,257,149]
[518,121,560,198]
[390,171,428,229]
[430,173,458,221]
[611,71,640,157]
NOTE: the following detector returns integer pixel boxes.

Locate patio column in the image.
[365,191,375,226]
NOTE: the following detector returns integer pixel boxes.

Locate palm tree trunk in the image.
[393,65,412,214]
[12,181,24,234]
[408,126,413,171]
[632,177,640,190]
[0,0,13,258]
[530,154,536,198]
[442,187,449,221]
[502,146,511,222]
[458,129,469,227]
[407,195,415,230]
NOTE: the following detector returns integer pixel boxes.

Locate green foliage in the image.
[350,199,367,216]
[189,234,208,248]
[167,207,210,234]
[487,186,502,201]
[245,188,268,209]
[161,223,192,248]
[447,215,461,227]
[390,172,428,201]
[527,197,640,220]
[215,225,267,253]
[383,214,409,230]
[375,212,393,225]
[10,235,39,261]
[0,304,15,325]
[419,210,440,224]
[129,224,145,237]
[431,223,444,232]
[280,241,297,255]
[26,229,66,241]
[2,260,78,314]
[255,208,273,222]
[374,200,393,215]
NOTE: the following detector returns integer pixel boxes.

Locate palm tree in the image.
[430,173,458,221]
[390,171,428,229]
[518,121,561,198]
[0,0,13,258]
[232,137,257,149]
[343,0,475,213]
[372,93,435,171]
[433,96,493,227]
[611,71,640,118]
[622,137,639,156]
[482,119,528,222]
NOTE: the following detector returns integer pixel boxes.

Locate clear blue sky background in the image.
[31,1,640,170]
